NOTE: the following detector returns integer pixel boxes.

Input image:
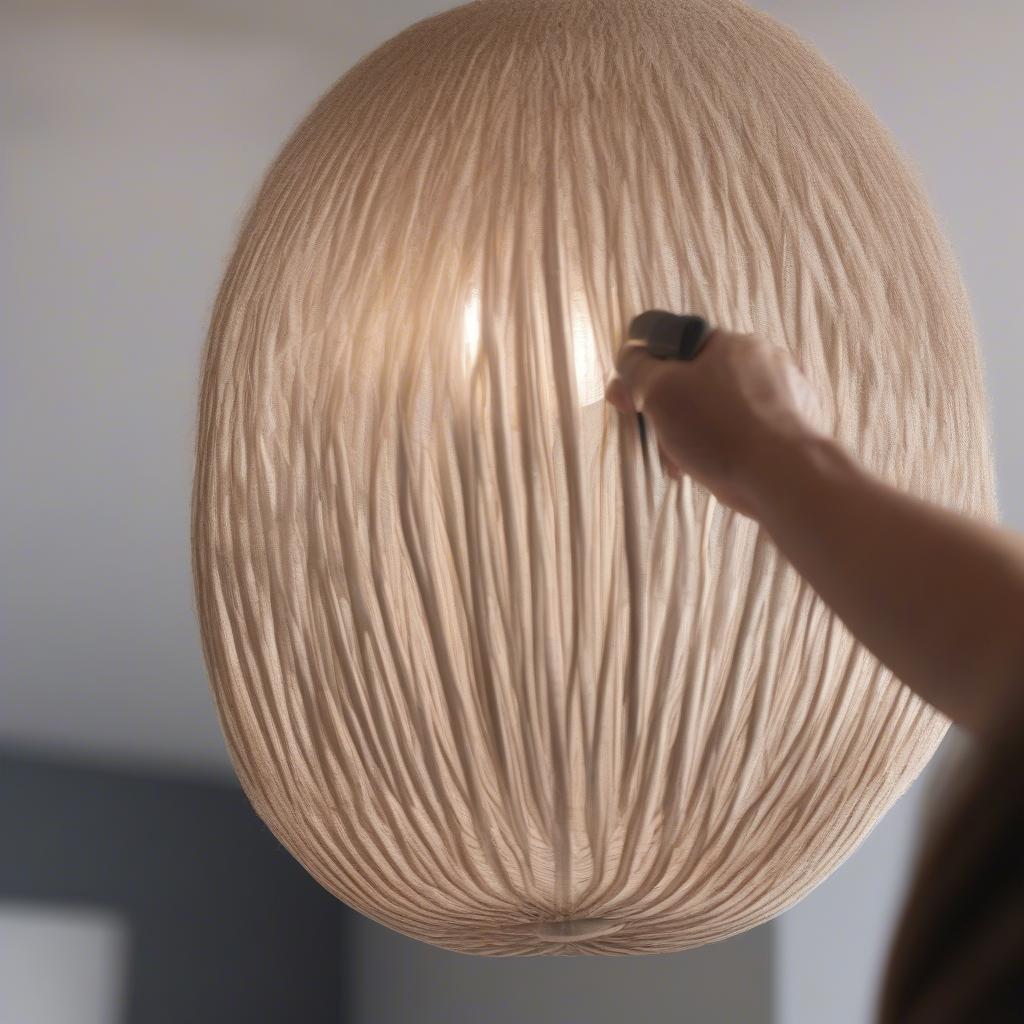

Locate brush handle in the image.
[627,310,713,361]
[626,311,712,462]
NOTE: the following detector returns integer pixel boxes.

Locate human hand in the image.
[604,327,826,518]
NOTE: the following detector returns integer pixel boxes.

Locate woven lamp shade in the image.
[193,0,994,955]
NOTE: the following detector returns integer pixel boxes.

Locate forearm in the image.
[750,435,1024,734]
[607,326,1024,731]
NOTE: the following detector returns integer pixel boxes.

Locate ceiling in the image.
[3,0,1022,775]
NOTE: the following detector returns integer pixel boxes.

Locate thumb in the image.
[604,373,635,413]
[606,340,674,414]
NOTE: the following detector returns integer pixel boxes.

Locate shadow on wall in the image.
[0,750,348,1024]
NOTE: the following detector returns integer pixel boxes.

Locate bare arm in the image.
[606,329,1024,735]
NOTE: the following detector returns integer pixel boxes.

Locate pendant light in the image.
[193,0,995,954]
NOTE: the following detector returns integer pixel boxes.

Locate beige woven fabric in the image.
[193,0,995,955]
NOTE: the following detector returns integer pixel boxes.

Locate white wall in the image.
[1,2,399,771]
[0,904,129,1024]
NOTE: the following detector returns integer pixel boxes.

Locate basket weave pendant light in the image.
[193,0,994,955]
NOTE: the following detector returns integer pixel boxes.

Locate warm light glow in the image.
[462,291,604,406]
[570,304,605,406]
[462,290,481,373]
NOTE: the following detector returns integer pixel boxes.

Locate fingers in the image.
[605,323,740,424]
[605,340,674,414]
[605,347,681,478]
[604,373,634,413]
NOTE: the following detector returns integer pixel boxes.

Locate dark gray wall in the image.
[0,749,347,1023]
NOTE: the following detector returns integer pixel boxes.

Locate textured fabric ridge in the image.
[193,0,995,955]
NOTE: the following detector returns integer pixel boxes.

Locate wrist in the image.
[742,430,857,531]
